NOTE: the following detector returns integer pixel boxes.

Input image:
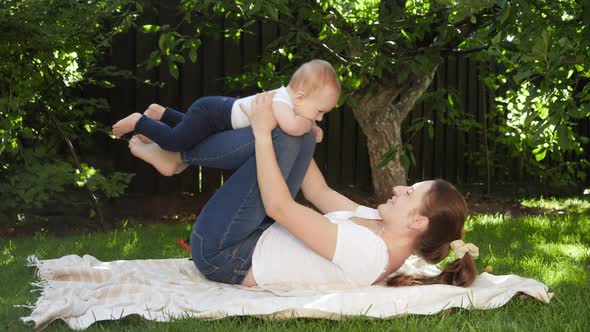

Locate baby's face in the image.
[294,86,339,122]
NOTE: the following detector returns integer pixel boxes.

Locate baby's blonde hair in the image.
[288,59,341,97]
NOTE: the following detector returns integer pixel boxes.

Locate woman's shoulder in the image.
[324,205,381,222]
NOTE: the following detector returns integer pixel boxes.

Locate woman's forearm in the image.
[253,132,294,217]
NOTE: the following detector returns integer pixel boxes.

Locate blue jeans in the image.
[180,127,316,284]
[135,96,235,152]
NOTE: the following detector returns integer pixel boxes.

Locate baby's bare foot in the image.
[136,134,153,144]
[112,113,142,139]
[128,136,183,176]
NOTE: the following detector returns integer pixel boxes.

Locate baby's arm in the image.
[272,102,313,136]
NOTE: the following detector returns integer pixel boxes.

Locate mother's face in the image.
[377,180,435,225]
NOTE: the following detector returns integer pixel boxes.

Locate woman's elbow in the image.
[264,204,283,219]
[264,200,291,219]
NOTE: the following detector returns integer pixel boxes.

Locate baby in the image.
[112,60,341,174]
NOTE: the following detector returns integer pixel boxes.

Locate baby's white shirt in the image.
[231,86,293,129]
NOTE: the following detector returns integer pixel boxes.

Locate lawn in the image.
[1,196,589,331]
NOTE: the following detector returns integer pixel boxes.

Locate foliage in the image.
[474,0,590,187]
[139,0,589,189]
[0,0,139,224]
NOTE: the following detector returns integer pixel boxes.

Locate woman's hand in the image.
[240,92,277,137]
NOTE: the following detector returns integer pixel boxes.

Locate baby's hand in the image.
[311,124,323,143]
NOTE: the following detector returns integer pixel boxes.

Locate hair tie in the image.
[450,239,479,259]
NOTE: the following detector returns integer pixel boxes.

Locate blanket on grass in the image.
[20,255,552,330]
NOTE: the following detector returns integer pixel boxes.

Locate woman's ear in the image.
[409,215,429,232]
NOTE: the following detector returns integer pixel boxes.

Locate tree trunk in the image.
[352,67,437,200]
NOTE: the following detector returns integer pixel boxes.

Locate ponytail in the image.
[387,253,478,287]
[386,179,478,288]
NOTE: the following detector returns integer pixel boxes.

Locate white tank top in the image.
[231,86,293,129]
[251,206,389,291]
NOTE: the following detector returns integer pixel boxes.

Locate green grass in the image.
[1,196,589,331]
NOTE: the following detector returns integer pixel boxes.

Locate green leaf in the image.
[189,47,197,63]
[532,30,548,57]
[171,54,185,64]
[141,25,160,33]
[514,70,533,82]
[377,148,397,168]
[400,152,410,172]
[447,93,454,107]
[159,33,172,54]
[556,125,570,149]
[498,3,511,24]
[168,62,179,80]
[427,124,434,139]
[532,146,547,161]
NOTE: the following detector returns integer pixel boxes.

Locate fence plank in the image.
[326,104,342,185]
[407,98,425,182]
[341,108,356,186]
[466,58,478,183]
[176,10,203,194]
[355,126,371,192]
[110,27,142,199]
[222,19,242,182]
[421,81,435,180]
[456,56,468,185]
[434,64,447,178]
[199,21,224,195]
[445,55,458,183]
[126,6,158,196]
[156,0,182,194]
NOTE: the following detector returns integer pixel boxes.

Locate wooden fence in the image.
[103,3,590,199]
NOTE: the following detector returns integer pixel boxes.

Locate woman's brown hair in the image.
[387,179,478,287]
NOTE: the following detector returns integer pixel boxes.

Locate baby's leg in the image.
[134,96,235,152]
[128,136,188,176]
[137,104,166,143]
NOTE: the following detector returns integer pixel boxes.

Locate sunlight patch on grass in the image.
[466,214,505,230]
[0,241,15,267]
[106,229,119,249]
[535,243,590,262]
[122,230,139,257]
[521,196,590,213]
[519,256,587,286]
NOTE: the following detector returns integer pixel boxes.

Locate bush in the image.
[0,0,140,225]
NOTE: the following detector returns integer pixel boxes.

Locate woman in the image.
[127,92,479,288]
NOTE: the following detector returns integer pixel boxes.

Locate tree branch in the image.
[450,44,490,55]
[261,15,350,64]
[394,66,437,120]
